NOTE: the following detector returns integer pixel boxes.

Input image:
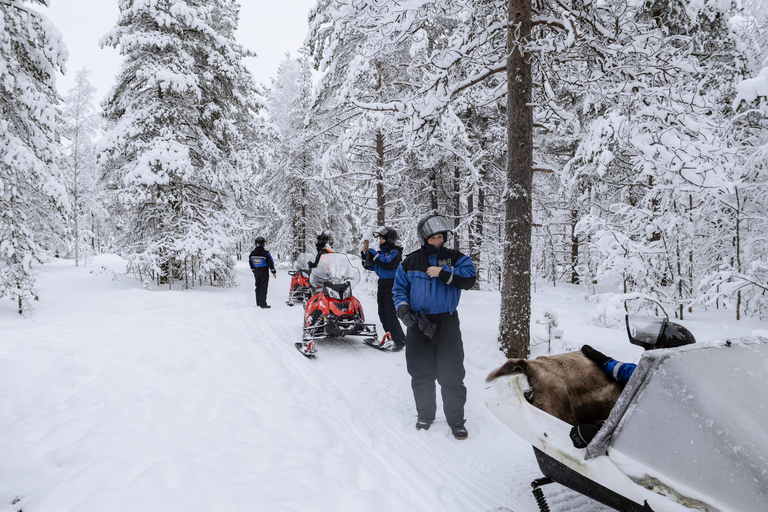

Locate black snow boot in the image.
[415,419,432,431]
[451,424,468,440]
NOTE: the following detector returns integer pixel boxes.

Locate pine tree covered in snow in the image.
[60,68,104,266]
[0,0,69,314]
[99,0,262,288]
[262,53,327,259]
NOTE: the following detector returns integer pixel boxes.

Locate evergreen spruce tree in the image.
[0,0,68,313]
[100,0,262,287]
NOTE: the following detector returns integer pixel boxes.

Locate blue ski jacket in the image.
[603,359,637,386]
[249,247,275,272]
[392,246,476,315]
[362,244,402,280]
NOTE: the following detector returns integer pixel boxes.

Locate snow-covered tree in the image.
[99,0,262,288]
[60,67,104,266]
[0,0,68,314]
[262,53,327,259]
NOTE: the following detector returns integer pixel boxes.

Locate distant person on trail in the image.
[392,213,477,440]
[307,231,333,272]
[249,236,276,309]
[361,226,406,352]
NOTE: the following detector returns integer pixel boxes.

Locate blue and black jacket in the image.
[249,247,275,273]
[392,246,476,315]
[603,359,636,386]
[362,243,403,281]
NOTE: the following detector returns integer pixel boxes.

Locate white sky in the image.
[41,0,318,104]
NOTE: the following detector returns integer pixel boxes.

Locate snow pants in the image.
[405,312,466,428]
[253,269,270,307]
[377,279,405,346]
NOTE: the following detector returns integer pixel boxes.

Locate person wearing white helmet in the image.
[392,213,477,440]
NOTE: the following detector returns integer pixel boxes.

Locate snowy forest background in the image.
[3,0,768,356]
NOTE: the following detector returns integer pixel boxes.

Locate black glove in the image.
[417,311,437,339]
[582,345,611,368]
[569,421,603,449]
[396,305,419,329]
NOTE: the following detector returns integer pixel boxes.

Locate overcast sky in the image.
[41,0,318,104]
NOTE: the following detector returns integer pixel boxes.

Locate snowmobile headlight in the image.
[324,285,341,300]
[324,282,351,300]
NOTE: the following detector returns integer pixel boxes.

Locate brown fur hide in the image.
[487,351,623,426]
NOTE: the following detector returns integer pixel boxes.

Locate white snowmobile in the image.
[486,315,768,512]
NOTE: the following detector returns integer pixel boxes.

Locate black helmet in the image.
[254,236,266,247]
[373,226,398,245]
[315,230,329,247]
[625,315,696,350]
[416,214,452,246]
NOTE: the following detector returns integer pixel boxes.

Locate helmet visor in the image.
[373,226,388,239]
[420,215,452,240]
[626,315,666,348]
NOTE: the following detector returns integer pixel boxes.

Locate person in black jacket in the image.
[361,226,405,351]
[392,214,477,440]
[248,236,276,308]
[307,231,333,271]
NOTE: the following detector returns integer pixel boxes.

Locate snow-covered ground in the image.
[1,255,764,512]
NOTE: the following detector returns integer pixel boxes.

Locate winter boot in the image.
[415,419,432,431]
[451,424,468,440]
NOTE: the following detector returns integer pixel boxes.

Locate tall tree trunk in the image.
[735,186,741,321]
[453,163,460,250]
[376,130,385,227]
[429,166,438,213]
[570,208,579,284]
[73,143,80,267]
[498,0,532,359]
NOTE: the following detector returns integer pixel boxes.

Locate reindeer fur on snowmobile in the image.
[487,351,623,427]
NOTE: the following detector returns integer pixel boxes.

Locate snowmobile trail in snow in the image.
[238,275,545,512]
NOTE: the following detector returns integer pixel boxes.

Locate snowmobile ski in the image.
[295,340,317,357]
[363,331,395,350]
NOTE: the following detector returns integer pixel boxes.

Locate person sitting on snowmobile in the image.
[361,226,406,351]
[571,316,696,448]
[307,231,333,272]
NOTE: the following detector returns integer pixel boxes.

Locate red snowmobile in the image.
[286,252,313,306]
[296,253,391,357]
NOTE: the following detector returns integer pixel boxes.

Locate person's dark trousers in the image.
[377,279,405,345]
[253,269,270,307]
[404,312,466,427]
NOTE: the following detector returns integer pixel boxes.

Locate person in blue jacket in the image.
[248,236,276,308]
[392,213,477,440]
[361,226,405,351]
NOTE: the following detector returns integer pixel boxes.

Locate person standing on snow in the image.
[249,236,276,309]
[392,213,477,440]
[361,226,406,351]
[307,231,333,272]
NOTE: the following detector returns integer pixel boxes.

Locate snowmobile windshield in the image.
[625,315,665,349]
[294,252,313,272]
[309,253,360,289]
